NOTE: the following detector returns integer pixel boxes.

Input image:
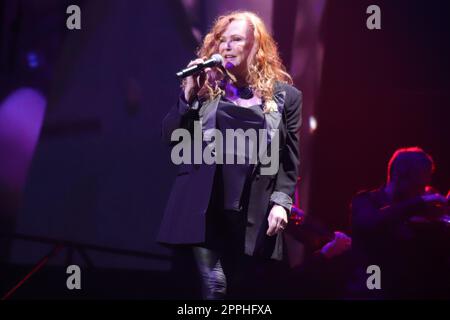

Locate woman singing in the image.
[157,11,302,299]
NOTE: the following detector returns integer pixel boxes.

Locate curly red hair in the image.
[195,11,292,106]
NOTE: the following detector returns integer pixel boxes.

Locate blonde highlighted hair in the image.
[194,11,292,106]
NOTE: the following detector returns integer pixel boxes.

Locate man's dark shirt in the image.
[351,187,449,298]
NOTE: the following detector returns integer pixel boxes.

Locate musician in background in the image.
[351,147,449,298]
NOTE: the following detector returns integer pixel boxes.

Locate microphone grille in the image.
[211,54,224,64]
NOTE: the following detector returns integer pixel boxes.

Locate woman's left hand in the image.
[266,205,288,236]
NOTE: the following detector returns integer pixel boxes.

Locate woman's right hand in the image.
[183,58,208,102]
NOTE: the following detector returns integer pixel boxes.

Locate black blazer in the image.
[157,82,302,260]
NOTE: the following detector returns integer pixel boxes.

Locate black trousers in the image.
[193,208,247,300]
[191,162,290,299]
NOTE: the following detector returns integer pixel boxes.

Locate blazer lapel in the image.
[264,89,286,144]
[199,95,221,141]
[256,89,286,171]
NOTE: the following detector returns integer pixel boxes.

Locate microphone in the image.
[176,54,224,79]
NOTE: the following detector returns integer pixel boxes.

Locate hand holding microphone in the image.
[177,54,223,102]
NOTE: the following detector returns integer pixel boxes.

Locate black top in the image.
[215,98,265,211]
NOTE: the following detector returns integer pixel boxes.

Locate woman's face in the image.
[218,19,255,80]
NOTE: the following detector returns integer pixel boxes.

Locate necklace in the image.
[237,86,254,99]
